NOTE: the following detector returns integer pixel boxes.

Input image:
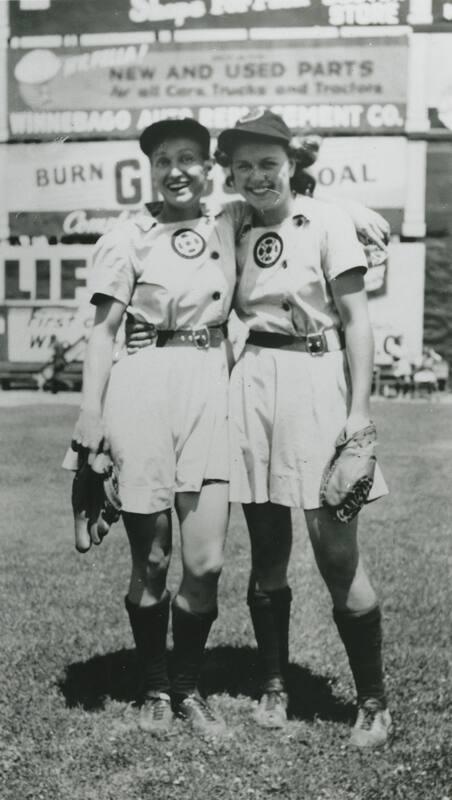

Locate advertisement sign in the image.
[2,141,152,238]
[7,37,409,139]
[2,137,407,238]
[426,33,452,129]
[0,244,92,303]
[9,0,410,35]
[313,136,406,232]
[0,243,94,363]
[6,305,93,362]
[369,242,425,362]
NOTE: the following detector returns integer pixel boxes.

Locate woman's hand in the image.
[342,201,390,250]
[345,413,373,439]
[71,409,107,463]
[125,314,157,354]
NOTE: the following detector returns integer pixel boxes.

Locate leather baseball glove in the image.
[71,452,122,553]
[320,423,377,523]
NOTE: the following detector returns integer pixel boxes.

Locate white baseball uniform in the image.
[88,204,239,514]
[228,194,388,508]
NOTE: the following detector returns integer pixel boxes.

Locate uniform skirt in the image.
[229,344,388,509]
[103,342,229,514]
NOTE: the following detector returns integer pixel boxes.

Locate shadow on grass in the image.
[59,648,137,711]
[203,645,354,723]
[60,644,353,722]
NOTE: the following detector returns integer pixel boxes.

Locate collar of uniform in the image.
[291,194,313,223]
[136,202,221,231]
[245,194,311,230]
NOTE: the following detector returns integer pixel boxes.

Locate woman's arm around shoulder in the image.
[314,188,390,249]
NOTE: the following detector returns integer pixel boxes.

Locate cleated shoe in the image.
[178,691,227,737]
[350,698,393,748]
[254,689,288,729]
[138,691,173,734]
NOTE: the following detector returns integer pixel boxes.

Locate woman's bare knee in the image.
[123,509,172,599]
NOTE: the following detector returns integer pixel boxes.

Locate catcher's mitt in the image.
[320,423,377,523]
[71,452,122,553]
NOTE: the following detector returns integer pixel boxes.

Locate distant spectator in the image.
[385,335,413,397]
[413,347,449,395]
[47,335,68,394]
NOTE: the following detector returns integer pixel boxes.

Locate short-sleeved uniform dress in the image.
[89,205,238,514]
[228,195,388,509]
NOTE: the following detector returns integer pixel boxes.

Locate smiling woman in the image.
[215,108,392,746]
[67,117,237,738]
[150,138,208,216]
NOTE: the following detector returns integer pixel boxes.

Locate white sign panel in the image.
[3,140,151,211]
[7,305,93,362]
[313,137,407,209]
[426,33,452,129]
[369,242,426,362]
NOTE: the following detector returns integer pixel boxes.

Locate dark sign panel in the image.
[431,0,452,25]
[9,0,410,34]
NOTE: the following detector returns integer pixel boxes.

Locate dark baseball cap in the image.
[139,118,210,158]
[217,108,292,154]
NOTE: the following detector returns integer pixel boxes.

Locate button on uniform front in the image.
[212,291,221,300]
[210,251,220,259]
[282,301,290,312]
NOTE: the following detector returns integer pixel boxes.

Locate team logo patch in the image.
[171,228,206,259]
[253,232,283,268]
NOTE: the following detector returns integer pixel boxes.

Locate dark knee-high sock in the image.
[125,592,170,696]
[171,602,217,699]
[333,605,387,706]
[247,585,292,688]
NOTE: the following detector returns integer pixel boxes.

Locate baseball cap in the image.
[217,108,292,154]
[139,118,210,158]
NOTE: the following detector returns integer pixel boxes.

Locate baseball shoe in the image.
[254,680,288,729]
[138,691,173,734]
[177,691,227,737]
[350,698,393,748]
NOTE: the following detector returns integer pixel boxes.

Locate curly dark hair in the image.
[214,134,320,196]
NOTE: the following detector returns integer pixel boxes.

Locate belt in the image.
[156,324,226,350]
[247,328,345,355]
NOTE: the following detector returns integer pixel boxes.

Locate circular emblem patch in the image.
[172,228,206,259]
[253,232,283,268]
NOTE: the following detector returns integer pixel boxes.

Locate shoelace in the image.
[150,697,170,720]
[264,691,286,712]
[184,695,216,722]
[358,699,383,730]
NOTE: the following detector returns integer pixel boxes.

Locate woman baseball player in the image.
[213,109,391,748]
[70,118,239,737]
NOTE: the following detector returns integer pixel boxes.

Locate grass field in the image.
[0,397,451,800]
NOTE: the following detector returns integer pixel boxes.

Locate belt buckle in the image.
[306,332,326,356]
[192,326,210,350]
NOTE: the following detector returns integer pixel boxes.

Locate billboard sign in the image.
[7,37,409,139]
[2,136,407,239]
[9,0,410,35]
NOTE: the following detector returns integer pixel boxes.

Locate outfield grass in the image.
[0,399,451,800]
